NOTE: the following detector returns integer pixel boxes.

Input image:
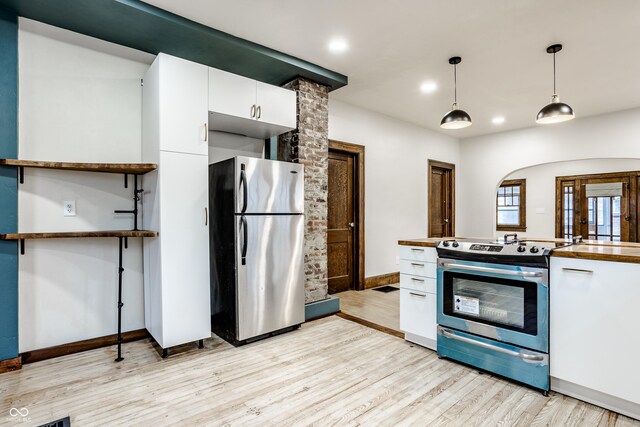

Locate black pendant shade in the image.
[536,44,575,124]
[441,56,472,129]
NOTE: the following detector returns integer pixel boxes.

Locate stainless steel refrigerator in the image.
[209,156,305,345]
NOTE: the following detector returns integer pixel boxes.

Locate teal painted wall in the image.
[0,9,19,361]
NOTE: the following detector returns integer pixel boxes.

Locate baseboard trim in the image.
[336,312,404,339]
[21,329,150,364]
[0,356,22,374]
[551,377,640,420]
[364,272,400,289]
[305,296,340,321]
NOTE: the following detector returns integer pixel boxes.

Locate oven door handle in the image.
[438,262,543,278]
[440,328,545,362]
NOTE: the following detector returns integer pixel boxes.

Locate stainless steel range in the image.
[436,236,569,394]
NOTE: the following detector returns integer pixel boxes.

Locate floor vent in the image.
[372,285,399,293]
[38,416,71,427]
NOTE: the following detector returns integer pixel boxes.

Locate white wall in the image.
[18,19,153,351]
[328,99,459,277]
[458,108,640,238]
[504,159,640,238]
[208,131,264,164]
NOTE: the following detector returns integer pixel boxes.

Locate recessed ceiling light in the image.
[492,116,505,125]
[328,39,348,53]
[420,81,438,94]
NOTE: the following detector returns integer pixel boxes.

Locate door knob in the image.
[348,222,355,228]
[444,219,449,223]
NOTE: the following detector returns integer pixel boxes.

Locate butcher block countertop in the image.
[398,237,640,264]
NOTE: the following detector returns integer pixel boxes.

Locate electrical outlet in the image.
[63,200,76,217]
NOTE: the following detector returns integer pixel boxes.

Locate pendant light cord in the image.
[453,63,457,103]
[553,51,556,95]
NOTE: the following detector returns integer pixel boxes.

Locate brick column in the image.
[278,78,329,304]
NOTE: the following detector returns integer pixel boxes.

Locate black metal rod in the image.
[198,339,204,349]
[19,166,24,184]
[124,173,128,189]
[20,239,24,255]
[124,236,128,249]
[114,174,142,231]
[115,236,124,362]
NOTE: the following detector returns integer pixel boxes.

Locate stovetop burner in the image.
[435,238,572,268]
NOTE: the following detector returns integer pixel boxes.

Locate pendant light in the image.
[440,56,472,129]
[536,44,575,124]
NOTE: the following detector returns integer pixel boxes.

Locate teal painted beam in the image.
[0,8,19,361]
[0,0,348,91]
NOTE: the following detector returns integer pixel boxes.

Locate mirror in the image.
[497,158,640,241]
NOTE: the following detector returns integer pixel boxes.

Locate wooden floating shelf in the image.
[0,230,158,240]
[0,159,157,175]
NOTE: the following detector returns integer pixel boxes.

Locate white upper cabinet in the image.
[255,81,297,129]
[157,53,209,156]
[208,67,296,139]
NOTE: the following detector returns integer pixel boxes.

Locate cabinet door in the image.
[256,82,297,129]
[550,257,640,405]
[209,67,257,120]
[158,54,209,156]
[400,289,437,341]
[159,151,210,347]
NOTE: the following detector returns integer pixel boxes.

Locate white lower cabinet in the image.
[399,289,437,342]
[550,257,640,419]
[399,245,438,350]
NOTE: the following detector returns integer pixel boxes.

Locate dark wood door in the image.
[428,161,455,238]
[327,150,355,294]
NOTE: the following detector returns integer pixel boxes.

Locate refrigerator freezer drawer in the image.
[237,214,305,340]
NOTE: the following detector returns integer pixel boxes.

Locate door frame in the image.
[428,159,456,238]
[328,140,365,291]
[555,170,639,242]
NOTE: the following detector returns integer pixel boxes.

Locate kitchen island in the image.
[398,237,640,419]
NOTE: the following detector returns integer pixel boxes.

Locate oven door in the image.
[437,258,548,353]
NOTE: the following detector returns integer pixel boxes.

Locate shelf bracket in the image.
[114,175,144,231]
[18,166,24,184]
[20,239,24,255]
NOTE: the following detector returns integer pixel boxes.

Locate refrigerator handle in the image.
[240,215,248,265]
[240,163,248,213]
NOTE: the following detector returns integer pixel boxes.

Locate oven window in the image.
[443,272,537,335]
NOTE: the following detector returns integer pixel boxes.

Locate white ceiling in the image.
[143,0,640,138]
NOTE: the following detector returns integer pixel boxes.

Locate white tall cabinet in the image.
[142,53,211,351]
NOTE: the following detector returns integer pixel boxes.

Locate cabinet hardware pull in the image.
[205,207,208,226]
[250,104,256,118]
[439,261,543,278]
[256,105,262,119]
[409,292,426,297]
[562,267,593,274]
[410,248,424,252]
[410,263,424,267]
[440,328,545,361]
[410,278,425,282]
[204,122,208,142]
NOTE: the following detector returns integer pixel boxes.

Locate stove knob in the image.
[442,241,450,247]
[517,245,526,253]
[530,246,539,254]
[452,241,459,248]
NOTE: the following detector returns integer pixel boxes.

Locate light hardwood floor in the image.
[335,284,400,332]
[1,316,637,426]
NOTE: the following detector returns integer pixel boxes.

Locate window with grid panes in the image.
[496,179,526,231]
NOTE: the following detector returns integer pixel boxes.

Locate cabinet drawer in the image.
[399,259,437,278]
[399,245,438,263]
[399,274,436,293]
[400,289,437,341]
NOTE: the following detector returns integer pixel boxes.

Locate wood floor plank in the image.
[1,315,637,426]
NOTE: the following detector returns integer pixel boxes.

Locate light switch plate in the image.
[64,200,76,217]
